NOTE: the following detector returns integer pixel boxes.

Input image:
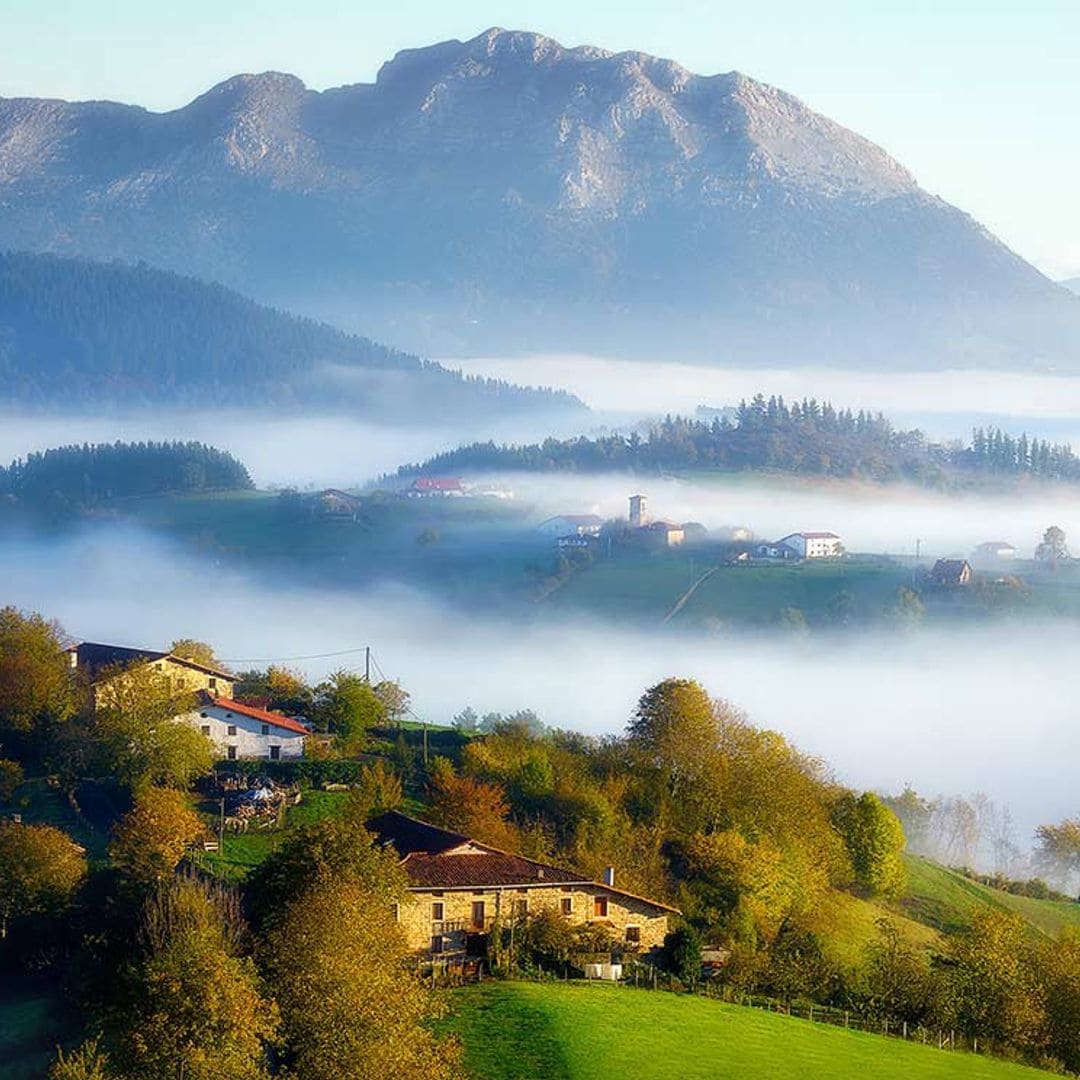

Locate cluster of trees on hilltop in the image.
[0,441,253,514]
[0,252,581,418]
[400,393,1080,486]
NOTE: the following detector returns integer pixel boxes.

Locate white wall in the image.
[178,705,305,760]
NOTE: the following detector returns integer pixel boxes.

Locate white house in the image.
[182,693,308,761]
[537,514,604,538]
[778,532,844,559]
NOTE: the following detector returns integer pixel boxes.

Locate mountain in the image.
[1,28,1077,368]
[0,252,582,419]
[1063,278,1080,296]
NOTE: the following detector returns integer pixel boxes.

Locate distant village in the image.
[309,477,1067,592]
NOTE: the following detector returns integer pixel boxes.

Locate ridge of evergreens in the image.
[399,394,1080,486]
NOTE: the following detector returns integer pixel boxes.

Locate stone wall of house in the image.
[93,657,233,708]
[396,883,670,958]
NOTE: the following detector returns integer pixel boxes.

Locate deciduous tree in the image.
[0,606,74,740]
[104,878,278,1080]
[831,792,907,898]
[427,756,517,849]
[0,820,86,938]
[110,787,205,883]
[94,664,212,791]
[264,876,463,1080]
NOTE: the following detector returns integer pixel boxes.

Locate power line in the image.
[216,645,373,664]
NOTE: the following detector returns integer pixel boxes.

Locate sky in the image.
[1,1,1078,279]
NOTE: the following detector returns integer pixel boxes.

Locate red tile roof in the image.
[203,694,310,735]
[412,477,464,491]
[402,852,585,888]
[367,811,679,912]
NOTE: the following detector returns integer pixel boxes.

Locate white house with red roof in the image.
[182,692,309,761]
[408,477,466,497]
[778,531,844,559]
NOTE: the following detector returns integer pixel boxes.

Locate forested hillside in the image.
[401,394,1080,486]
[0,441,253,513]
[0,252,582,420]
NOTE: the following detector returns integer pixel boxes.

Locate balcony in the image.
[434,917,495,935]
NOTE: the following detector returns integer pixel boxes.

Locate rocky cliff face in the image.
[0,28,1076,366]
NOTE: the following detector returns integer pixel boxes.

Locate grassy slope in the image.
[544,553,912,625]
[443,982,1048,1080]
[901,856,1080,939]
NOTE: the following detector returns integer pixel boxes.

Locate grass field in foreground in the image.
[442,982,1049,1080]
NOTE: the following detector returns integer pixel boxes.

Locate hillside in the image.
[0,251,582,420]
[1064,278,1080,295]
[443,982,1049,1080]
[1,30,1078,366]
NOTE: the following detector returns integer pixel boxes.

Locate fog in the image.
[0,409,593,491]
[489,471,1079,559]
[453,356,1080,443]
[1,525,1075,845]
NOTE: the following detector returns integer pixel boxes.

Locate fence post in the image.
[903,1021,908,1040]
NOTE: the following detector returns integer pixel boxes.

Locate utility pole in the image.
[364,645,371,683]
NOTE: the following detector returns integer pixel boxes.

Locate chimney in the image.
[629,494,646,528]
[602,866,615,888]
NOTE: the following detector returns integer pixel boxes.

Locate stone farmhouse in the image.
[67,641,307,760]
[67,641,236,707]
[367,811,677,961]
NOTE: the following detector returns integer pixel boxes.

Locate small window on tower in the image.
[227,725,237,736]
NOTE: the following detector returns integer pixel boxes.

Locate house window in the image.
[431,901,445,921]
[261,724,270,735]
[209,677,217,690]
[392,903,399,922]
[431,935,444,955]
[227,724,237,736]
[470,901,486,928]
[269,746,281,761]
[561,898,573,916]
[626,926,641,944]
[200,725,211,737]
[594,897,608,918]
[227,746,237,761]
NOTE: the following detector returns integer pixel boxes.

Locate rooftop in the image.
[367,811,679,910]
[201,693,310,735]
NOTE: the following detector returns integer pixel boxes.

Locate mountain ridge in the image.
[0,27,1076,367]
[0,250,582,420]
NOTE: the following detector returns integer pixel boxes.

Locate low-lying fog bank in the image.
[0,409,595,490]
[453,356,1080,443]
[490,471,1080,559]
[1,525,1073,846]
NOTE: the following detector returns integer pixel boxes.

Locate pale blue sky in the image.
[2,0,1077,277]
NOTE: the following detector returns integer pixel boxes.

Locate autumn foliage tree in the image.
[831,792,907,898]
[427,756,517,850]
[110,787,206,883]
[102,878,278,1080]
[0,607,74,749]
[0,820,86,939]
[250,816,461,1079]
[94,663,213,791]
